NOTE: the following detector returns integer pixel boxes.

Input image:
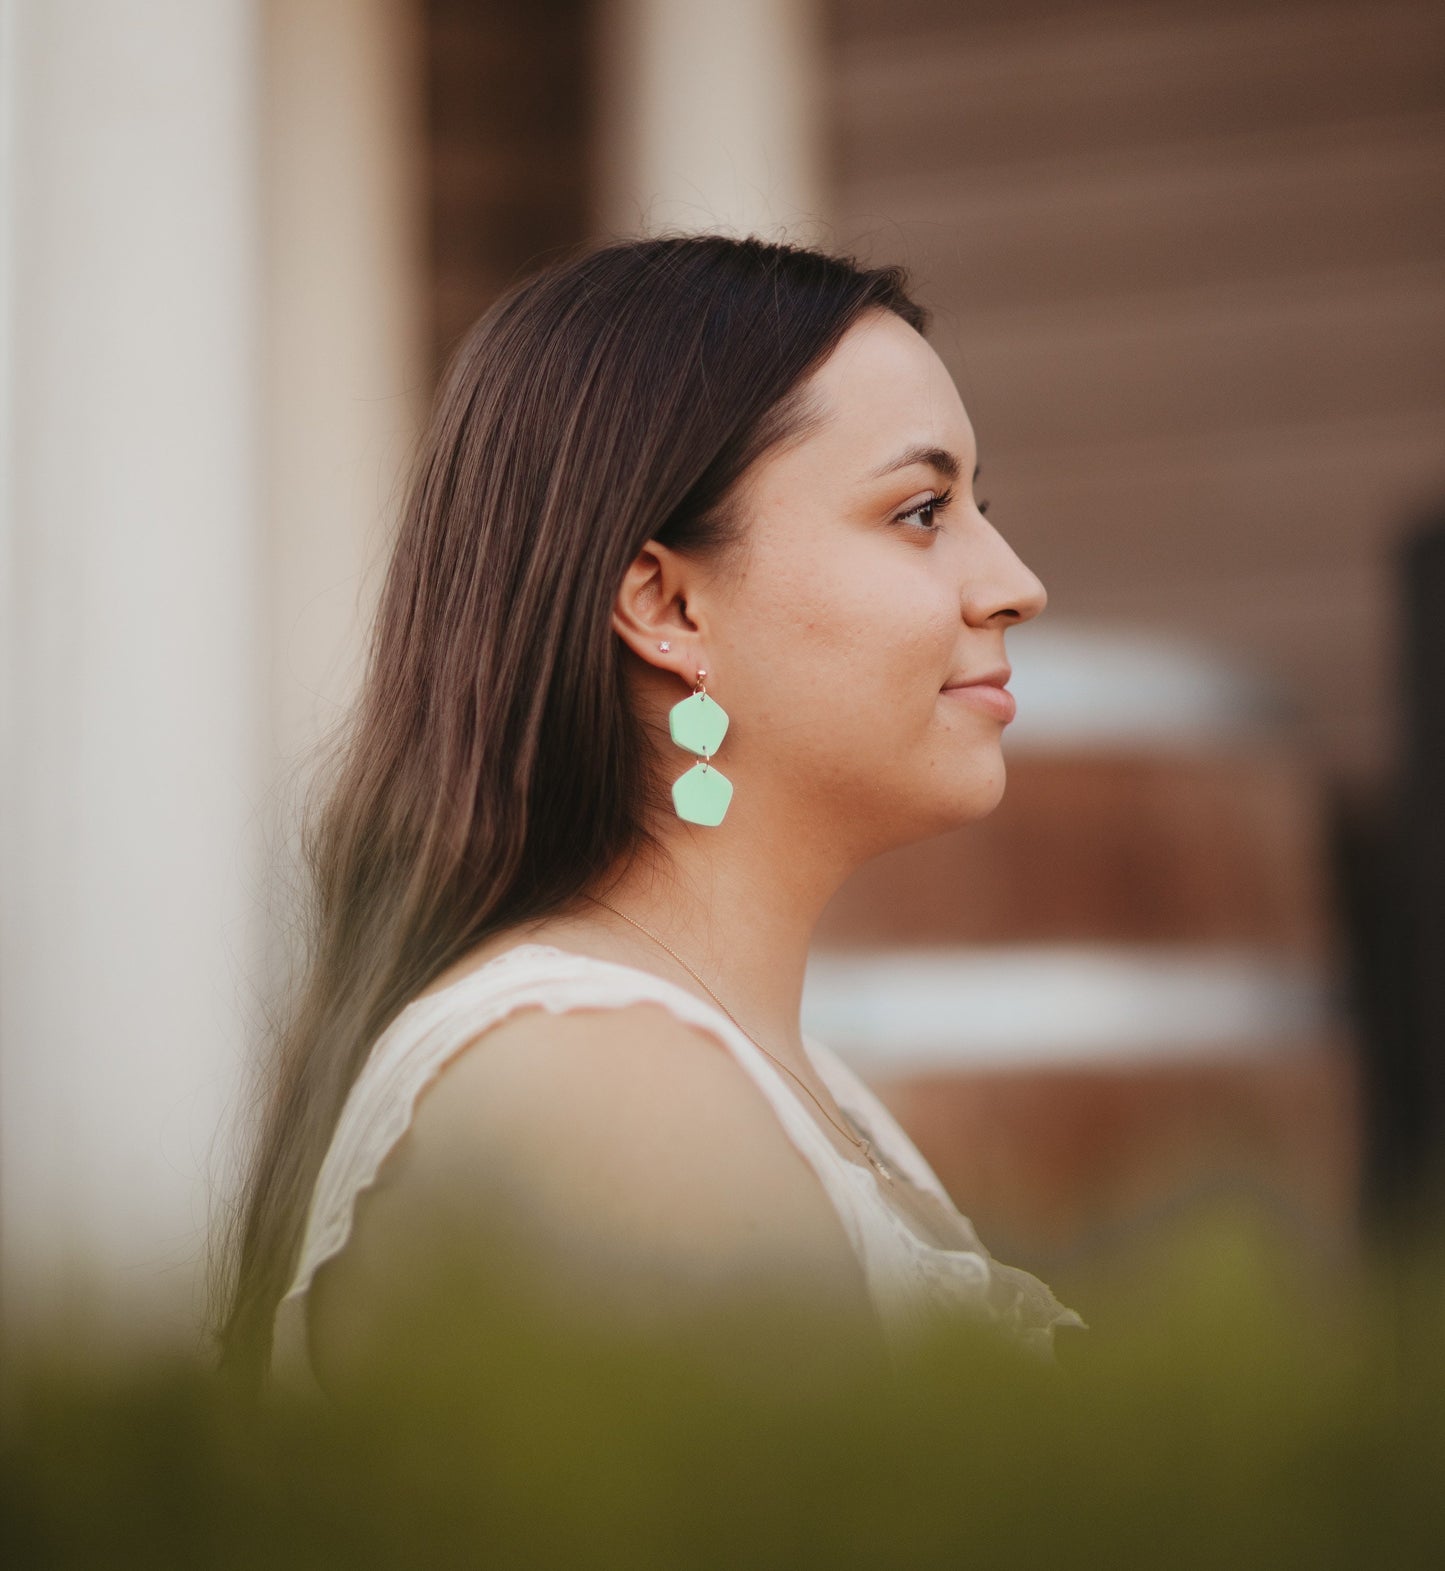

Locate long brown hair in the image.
[209,231,929,1392]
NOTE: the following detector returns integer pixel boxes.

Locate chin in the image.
[952,757,1008,820]
[909,776,1006,840]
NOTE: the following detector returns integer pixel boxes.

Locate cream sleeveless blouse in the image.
[271,943,1086,1390]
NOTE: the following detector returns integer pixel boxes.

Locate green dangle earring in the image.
[659,642,732,826]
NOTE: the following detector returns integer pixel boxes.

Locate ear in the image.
[611,539,706,680]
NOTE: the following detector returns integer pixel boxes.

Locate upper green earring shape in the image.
[667,663,732,826]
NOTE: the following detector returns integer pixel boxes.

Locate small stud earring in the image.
[658,640,671,652]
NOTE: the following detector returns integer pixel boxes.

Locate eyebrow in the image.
[865,444,979,485]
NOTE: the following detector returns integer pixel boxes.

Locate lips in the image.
[941,665,1011,691]
[940,673,1016,722]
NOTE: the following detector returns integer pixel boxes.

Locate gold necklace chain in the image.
[581,895,895,1182]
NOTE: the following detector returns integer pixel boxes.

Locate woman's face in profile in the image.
[700,306,1049,855]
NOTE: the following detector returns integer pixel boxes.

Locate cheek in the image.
[827,580,957,710]
[722,531,956,750]
[769,588,954,753]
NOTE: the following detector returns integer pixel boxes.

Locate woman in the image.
[210,232,1086,1401]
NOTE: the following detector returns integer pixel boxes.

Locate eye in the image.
[894,486,955,533]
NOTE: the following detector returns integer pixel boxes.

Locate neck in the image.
[573,817,855,1065]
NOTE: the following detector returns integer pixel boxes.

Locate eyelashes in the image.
[893,487,992,534]
[895,487,954,532]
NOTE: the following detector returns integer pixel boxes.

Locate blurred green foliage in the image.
[3,1197,1442,1569]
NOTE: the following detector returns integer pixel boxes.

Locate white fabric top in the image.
[271,943,1087,1391]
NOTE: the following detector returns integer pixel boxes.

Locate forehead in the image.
[788,309,975,478]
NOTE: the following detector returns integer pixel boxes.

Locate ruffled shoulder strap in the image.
[802,1030,1088,1350]
[278,944,869,1321]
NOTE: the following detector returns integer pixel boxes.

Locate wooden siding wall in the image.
[424,0,593,382]
[828,0,1445,810]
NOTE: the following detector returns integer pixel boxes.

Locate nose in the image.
[962,532,1048,626]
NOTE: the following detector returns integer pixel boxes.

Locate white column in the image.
[0,0,425,1351]
[591,0,830,243]
[261,0,426,775]
[0,0,267,1346]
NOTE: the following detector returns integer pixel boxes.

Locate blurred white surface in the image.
[1004,620,1302,749]
[803,945,1337,1073]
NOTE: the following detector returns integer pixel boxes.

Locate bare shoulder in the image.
[419,1002,858,1256]
[306,1000,873,1389]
